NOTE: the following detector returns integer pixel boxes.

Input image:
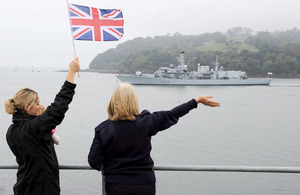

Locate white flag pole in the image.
[66,0,80,78]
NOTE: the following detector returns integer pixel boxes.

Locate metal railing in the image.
[2,165,300,194]
[2,165,300,173]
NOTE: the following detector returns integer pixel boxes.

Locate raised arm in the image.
[195,95,220,107]
[30,58,80,136]
[66,57,80,83]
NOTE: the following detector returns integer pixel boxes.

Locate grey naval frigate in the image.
[116,51,271,86]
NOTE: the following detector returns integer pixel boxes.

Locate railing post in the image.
[102,170,105,195]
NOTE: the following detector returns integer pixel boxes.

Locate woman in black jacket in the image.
[88,82,220,195]
[4,57,80,195]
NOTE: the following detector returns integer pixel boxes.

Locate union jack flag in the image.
[68,4,124,41]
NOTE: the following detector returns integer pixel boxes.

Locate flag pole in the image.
[66,0,80,78]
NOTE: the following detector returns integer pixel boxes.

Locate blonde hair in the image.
[4,88,38,115]
[108,83,139,121]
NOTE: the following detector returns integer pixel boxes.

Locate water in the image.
[1,70,300,195]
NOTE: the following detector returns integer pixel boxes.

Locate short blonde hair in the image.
[4,88,38,115]
[108,83,139,121]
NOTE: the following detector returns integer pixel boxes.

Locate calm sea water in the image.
[1,69,300,195]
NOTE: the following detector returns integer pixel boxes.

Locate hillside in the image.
[197,37,258,53]
[89,27,300,77]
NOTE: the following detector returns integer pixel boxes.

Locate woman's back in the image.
[95,111,156,185]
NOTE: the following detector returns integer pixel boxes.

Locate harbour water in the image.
[1,69,300,194]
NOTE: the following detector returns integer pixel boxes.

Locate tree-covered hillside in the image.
[89,27,300,77]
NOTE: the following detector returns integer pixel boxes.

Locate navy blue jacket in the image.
[6,81,76,195]
[88,99,197,185]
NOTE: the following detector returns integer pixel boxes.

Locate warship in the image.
[116,51,271,86]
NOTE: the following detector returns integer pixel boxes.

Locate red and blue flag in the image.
[68,4,124,41]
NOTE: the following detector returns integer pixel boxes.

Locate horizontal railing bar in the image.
[154,165,300,173]
[1,165,300,173]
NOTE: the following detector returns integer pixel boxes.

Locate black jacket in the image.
[88,99,197,185]
[6,81,76,195]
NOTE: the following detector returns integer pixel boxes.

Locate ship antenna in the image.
[179,50,185,68]
[213,56,219,79]
[215,56,219,71]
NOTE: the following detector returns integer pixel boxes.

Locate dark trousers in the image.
[105,182,156,195]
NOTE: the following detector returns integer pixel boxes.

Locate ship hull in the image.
[116,75,271,86]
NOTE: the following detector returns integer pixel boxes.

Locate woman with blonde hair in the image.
[88,82,220,195]
[4,57,80,195]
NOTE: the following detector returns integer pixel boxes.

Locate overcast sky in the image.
[1,0,300,69]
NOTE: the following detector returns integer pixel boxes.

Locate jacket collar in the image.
[12,110,37,124]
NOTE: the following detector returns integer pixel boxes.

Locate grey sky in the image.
[1,0,299,69]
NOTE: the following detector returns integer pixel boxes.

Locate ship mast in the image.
[179,50,185,69]
[213,56,219,79]
[215,56,219,72]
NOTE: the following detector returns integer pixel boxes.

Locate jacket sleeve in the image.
[150,99,197,135]
[88,130,104,170]
[30,81,76,136]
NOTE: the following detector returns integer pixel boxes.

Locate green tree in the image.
[263,60,274,73]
